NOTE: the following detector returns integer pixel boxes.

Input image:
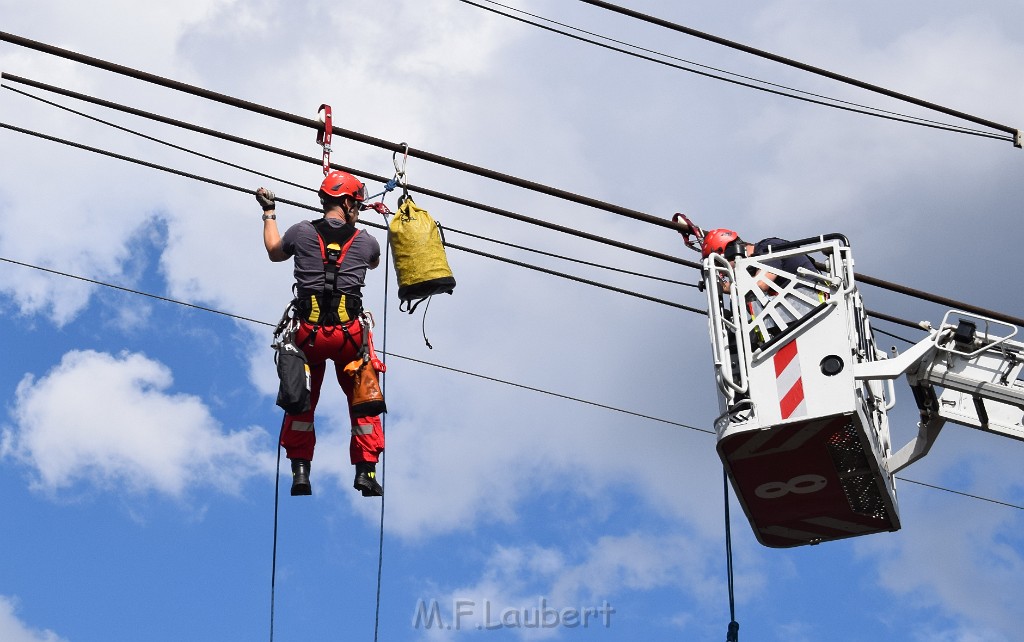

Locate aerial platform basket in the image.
[703,235,900,547]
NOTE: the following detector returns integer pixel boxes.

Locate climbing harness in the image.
[317,104,332,176]
[293,219,363,326]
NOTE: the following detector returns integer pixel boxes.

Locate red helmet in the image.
[319,170,366,201]
[701,228,740,258]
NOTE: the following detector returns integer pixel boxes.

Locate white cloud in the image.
[420,532,753,640]
[1,349,274,497]
[854,433,1024,642]
[0,596,66,642]
[2,1,1022,639]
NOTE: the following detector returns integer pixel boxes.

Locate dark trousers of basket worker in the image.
[279,319,384,465]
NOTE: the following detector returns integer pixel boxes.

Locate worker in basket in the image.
[258,170,386,497]
[701,228,824,334]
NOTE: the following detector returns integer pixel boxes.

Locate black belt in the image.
[293,292,363,325]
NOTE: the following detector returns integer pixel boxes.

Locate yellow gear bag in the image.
[389,197,456,312]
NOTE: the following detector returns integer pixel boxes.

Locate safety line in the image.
[723,470,739,642]
[5,74,1018,325]
[269,418,285,642]
[389,353,714,433]
[872,326,916,346]
[458,0,1013,143]
[3,254,1019,510]
[0,120,699,311]
[895,476,1023,511]
[0,255,271,326]
[576,0,1020,144]
[0,30,695,230]
[0,75,697,270]
[863,308,931,332]
[373,224,391,642]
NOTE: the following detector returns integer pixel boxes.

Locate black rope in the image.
[269,416,285,642]
[723,469,739,642]
[873,326,916,346]
[372,208,391,642]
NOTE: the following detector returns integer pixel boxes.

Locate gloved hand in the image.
[256,187,276,211]
[362,201,391,216]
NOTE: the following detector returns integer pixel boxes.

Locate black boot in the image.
[353,462,383,497]
[290,458,312,496]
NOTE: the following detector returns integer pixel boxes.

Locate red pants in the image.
[279,319,384,464]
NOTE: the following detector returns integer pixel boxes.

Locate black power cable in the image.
[0,74,698,271]
[457,0,1012,143]
[0,31,692,231]
[4,73,1019,327]
[576,0,1020,145]
[9,70,695,292]
[859,274,1024,328]
[0,120,702,312]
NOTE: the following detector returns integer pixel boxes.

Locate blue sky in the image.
[1,1,1022,641]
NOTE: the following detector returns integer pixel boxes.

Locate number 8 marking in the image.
[754,474,827,499]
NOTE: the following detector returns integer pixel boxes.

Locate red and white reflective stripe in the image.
[774,340,806,419]
[317,104,333,175]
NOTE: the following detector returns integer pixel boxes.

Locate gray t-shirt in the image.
[280,218,380,297]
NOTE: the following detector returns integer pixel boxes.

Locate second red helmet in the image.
[701,228,740,258]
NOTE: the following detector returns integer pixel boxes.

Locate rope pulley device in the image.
[317,104,332,175]
[672,212,705,253]
[393,142,409,200]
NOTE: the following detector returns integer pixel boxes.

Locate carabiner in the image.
[393,142,409,185]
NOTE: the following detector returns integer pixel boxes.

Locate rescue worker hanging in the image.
[258,170,387,498]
